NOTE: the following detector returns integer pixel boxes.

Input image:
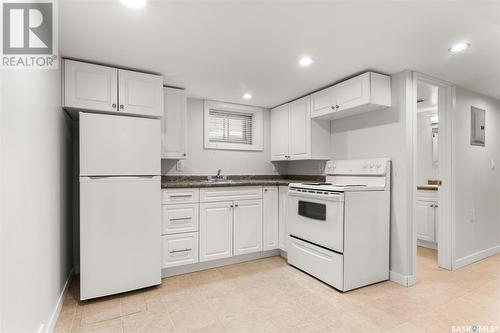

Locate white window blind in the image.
[208,109,253,145]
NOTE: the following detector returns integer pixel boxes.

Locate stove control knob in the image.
[370,164,375,168]
[363,163,368,168]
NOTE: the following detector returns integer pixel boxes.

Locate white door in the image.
[233,199,263,255]
[311,86,336,117]
[263,187,279,251]
[79,112,160,176]
[336,72,370,112]
[288,96,311,160]
[64,60,118,112]
[278,186,288,250]
[80,176,161,300]
[199,201,233,262]
[118,69,163,117]
[416,200,435,242]
[270,104,289,161]
[161,87,187,159]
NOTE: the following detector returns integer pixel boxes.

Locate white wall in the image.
[328,72,412,278]
[0,67,73,332]
[453,87,500,263]
[162,98,286,175]
[416,112,439,185]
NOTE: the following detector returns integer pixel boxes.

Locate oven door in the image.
[287,188,344,253]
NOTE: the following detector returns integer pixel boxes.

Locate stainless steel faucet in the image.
[216,169,222,179]
[208,169,226,181]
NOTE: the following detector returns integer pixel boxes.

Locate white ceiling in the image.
[59,1,500,108]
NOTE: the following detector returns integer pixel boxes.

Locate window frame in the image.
[204,100,264,151]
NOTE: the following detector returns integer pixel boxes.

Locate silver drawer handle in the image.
[169,248,192,254]
[169,217,192,221]
[169,194,193,197]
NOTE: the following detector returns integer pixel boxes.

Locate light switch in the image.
[176,160,185,171]
[490,158,495,170]
[469,208,475,223]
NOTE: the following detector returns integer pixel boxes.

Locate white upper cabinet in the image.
[263,187,279,251]
[270,96,330,161]
[270,104,289,161]
[311,72,391,120]
[311,86,336,118]
[118,69,163,117]
[289,97,311,159]
[161,87,187,159]
[64,60,118,113]
[233,199,263,256]
[63,59,163,118]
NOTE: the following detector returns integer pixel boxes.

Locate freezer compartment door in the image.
[80,176,161,300]
[80,112,160,176]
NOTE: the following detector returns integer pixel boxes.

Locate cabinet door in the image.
[289,96,311,160]
[336,72,370,112]
[64,60,118,112]
[416,200,435,242]
[270,104,289,161]
[161,87,187,159]
[118,69,163,117]
[199,201,233,262]
[278,186,288,250]
[263,187,279,251]
[233,199,263,255]
[311,86,336,117]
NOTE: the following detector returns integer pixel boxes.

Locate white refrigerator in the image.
[79,112,161,300]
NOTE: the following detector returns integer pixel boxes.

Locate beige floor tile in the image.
[121,310,174,333]
[71,318,123,333]
[80,297,122,326]
[53,251,499,333]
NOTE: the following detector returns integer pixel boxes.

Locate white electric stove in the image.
[287,158,391,291]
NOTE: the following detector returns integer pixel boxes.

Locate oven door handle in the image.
[288,189,344,201]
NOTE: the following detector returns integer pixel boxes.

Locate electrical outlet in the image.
[176,160,185,172]
[272,164,276,172]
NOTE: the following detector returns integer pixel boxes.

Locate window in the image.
[204,100,263,151]
[208,110,253,145]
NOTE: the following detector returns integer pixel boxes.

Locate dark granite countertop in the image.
[161,175,325,189]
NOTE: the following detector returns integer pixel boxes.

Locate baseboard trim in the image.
[46,268,73,333]
[454,245,500,270]
[417,239,437,250]
[279,249,287,259]
[162,249,280,277]
[389,270,414,287]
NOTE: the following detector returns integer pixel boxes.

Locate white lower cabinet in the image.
[233,199,263,255]
[263,187,279,251]
[416,199,438,243]
[162,233,199,268]
[278,186,288,251]
[199,201,233,262]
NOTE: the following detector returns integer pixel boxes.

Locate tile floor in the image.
[55,248,500,332]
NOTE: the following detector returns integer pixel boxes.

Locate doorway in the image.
[410,72,456,285]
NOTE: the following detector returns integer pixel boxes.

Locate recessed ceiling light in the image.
[448,42,470,53]
[120,0,147,9]
[299,56,313,67]
[243,93,252,100]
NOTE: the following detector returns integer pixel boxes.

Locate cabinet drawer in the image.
[200,186,262,202]
[162,203,199,235]
[162,232,199,268]
[162,188,199,204]
[287,236,344,291]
